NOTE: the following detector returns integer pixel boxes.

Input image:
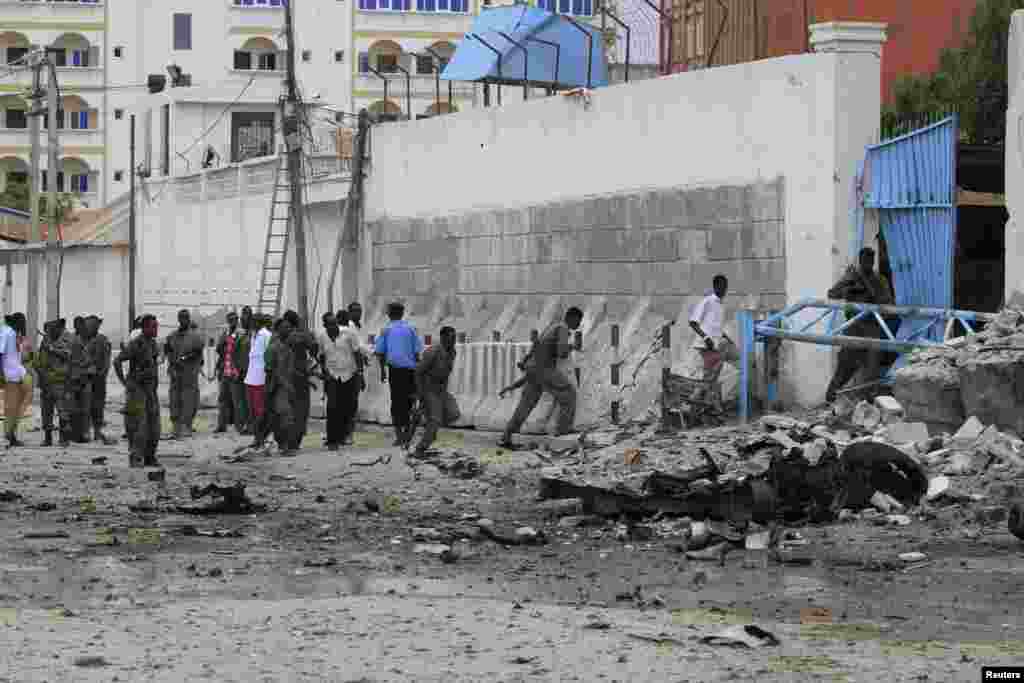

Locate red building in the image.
[660,0,979,102]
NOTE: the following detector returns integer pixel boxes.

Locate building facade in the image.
[660,0,979,102]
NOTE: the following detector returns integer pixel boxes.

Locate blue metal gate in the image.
[860,115,958,342]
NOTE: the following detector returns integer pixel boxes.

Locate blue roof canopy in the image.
[441,5,608,89]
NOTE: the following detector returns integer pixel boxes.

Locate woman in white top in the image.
[0,312,32,447]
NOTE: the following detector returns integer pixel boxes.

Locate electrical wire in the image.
[175,76,256,163]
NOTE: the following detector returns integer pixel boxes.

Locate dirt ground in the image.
[1,402,1023,682]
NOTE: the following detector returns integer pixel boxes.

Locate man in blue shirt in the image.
[375,302,423,446]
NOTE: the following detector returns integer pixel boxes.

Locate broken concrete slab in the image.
[951,416,987,448]
[925,476,951,502]
[874,396,904,424]
[882,422,930,445]
[959,355,1024,437]
[891,363,965,432]
[942,452,977,476]
[1009,502,1024,540]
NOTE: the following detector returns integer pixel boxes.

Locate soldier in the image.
[63,316,92,443]
[37,318,78,447]
[83,315,115,445]
[283,310,316,451]
[265,317,297,456]
[163,309,204,439]
[413,326,460,455]
[114,314,161,468]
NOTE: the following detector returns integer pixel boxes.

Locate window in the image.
[113,46,123,58]
[114,170,124,182]
[70,111,89,130]
[359,0,411,10]
[257,52,277,71]
[301,49,312,62]
[233,50,252,70]
[231,112,275,163]
[7,172,27,189]
[377,54,397,73]
[71,174,89,194]
[114,108,124,120]
[416,55,433,74]
[41,172,65,193]
[334,50,345,63]
[420,0,467,10]
[6,47,28,65]
[358,52,369,73]
[4,109,27,129]
[173,13,192,51]
[538,0,590,15]
[233,0,285,5]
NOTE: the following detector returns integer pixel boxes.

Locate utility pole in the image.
[128,114,137,329]
[26,54,44,340]
[282,0,310,325]
[45,58,60,321]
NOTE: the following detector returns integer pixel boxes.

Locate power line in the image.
[174,76,256,167]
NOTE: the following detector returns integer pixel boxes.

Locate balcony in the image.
[355,9,473,35]
[0,0,104,22]
[354,73,475,99]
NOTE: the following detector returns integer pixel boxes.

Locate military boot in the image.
[59,430,71,448]
[94,428,115,446]
[41,430,53,447]
[6,432,24,448]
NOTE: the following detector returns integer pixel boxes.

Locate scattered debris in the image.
[23,530,69,539]
[0,490,22,502]
[147,469,166,483]
[699,624,780,649]
[874,396,904,424]
[852,401,882,431]
[179,482,267,515]
[73,656,110,668]
[1009,502,1024,540]
[898,552,927,563]
[413,543,452,556]
[90,456,108,466]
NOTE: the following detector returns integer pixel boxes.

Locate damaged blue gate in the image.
[860,115,959,341]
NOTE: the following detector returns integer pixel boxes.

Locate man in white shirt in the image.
[684,275,733,390]
[244,314,273,442]
[0,312,31,447]
[318,311,363,450]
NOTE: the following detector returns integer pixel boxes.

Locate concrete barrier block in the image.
[580,228,624,261]
[677,228,708,263]
[708,225,743,261]
[583,196,612,228]
[529,204,550,232]
[625,193,647,228]
[750,220,784,259]
[504,207,530,235]
[682,187,718,227]
[606,195,630,229]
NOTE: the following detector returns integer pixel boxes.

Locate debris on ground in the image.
[407,449,484,479]
[73,656,110,668]
[0,490,22,502]
[699,624,780,649]
[179,482,267,515]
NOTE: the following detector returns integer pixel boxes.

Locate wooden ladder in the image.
[256,152,292,316]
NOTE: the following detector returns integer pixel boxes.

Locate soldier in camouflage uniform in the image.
[70,316,92,441]
[262,317,297,456]
[163,309,204,439]
[114,314,161,468]
[83,315,115,444]
[36,319,78,447]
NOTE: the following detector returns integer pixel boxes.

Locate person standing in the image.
[684,275,733,402]
[0,312,31,448]
[283,310,316,451]
[164,309,204,439]
[318,311,362,451]
[63,322,91,443]
[825,246,895,403]
[36,318,77,446]
[215,311,243,434]
[83,315,115,445]
[345,302,370,435]
[413,326,460,456]
[234,306,253,434]
[114,314,161,468]
[244,314,272,447]
[265,317,297,456]
[375,302,423,447]
[498,307,582,449]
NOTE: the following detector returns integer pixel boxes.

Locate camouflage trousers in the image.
[40,383,76,436]
[125,383,160,467]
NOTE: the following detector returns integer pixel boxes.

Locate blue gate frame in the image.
[860,115,959,341]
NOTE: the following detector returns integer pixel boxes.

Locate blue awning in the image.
[441,5,608,89]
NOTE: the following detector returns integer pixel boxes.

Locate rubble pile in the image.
[538,401,1024,542]
[892,308,1024,434]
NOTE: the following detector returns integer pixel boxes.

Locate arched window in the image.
[51,33,96,68]
[0,156,30,194]
[362,40,403,74]
[39,157,93,194]
[57,95,96,131]
[0,32,31,66]
[424,102,458,117]
[0,95,27,131]
[234,37,282,72]
[368,99,402,123]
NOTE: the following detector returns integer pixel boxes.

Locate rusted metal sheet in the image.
[665,0,758,72]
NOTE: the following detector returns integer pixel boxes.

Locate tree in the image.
[881,0,1024,144]
[0,179,76,232]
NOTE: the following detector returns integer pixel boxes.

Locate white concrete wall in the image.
[364,49,883,406]
[1007,11,1024,309]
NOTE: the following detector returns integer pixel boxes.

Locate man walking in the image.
[413,326,460,455]
[245,314,272,448]
[283,310,316,451]
[164,309,204,439]
[215,311,244,433]
[0,312,31,448]
[114,314,161,468]
[318,311,362,451]
[684,275,734,401]
[498,307,582,448]
[375,302,423,447]
[825,246,894,402]
[83,315,115,444]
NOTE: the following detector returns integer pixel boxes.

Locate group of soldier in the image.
[31,315,115,448]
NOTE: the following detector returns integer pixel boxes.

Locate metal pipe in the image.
[762,297,999,324]
[526,35,560,92]
[639,0,670,74]
[470,33,503,106]
[366,65,391,117]
[754,327,925,354]
[128,114,136,329]
[599,4,630,82]
[393,61,412,121]
[561,16,593,88]
[496,31,528,100]
[423,47,446,114]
